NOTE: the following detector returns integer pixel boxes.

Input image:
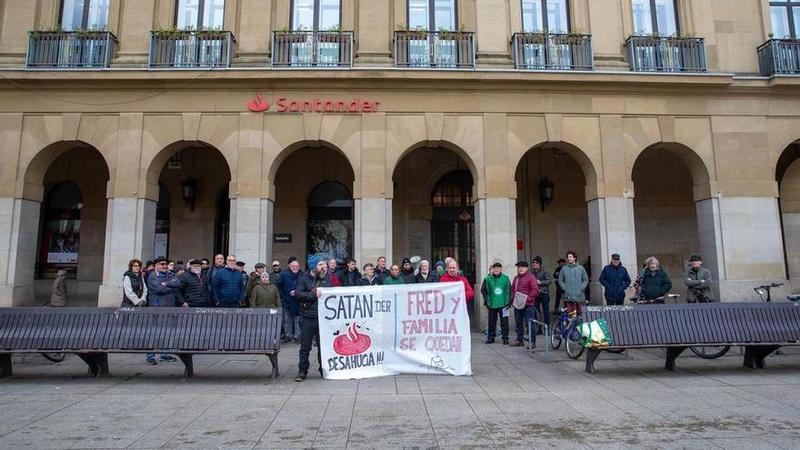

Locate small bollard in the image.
[528,319,550,362]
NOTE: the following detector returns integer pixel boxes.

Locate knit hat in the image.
[308,254,325,271]
[402,257,411,265]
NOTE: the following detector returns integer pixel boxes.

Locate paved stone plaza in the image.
[1,335,799,449]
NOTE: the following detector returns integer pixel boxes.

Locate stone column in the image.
[97,197,156,307]
[587,197,638,304]
[475,197,517,331]
[229,197,272,267]
[0,198,40,307]
[695,197,725,300]
[714,197,789,301]
[354,197,392,266]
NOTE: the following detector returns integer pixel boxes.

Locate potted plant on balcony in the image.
[319,24,343,43]
[275,25,309,44]
[196,26,228,41]
[437,25,470,42]
[396,24,429,41]
[153,25,190,40]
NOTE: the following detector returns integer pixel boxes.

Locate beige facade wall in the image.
[0,1,799,310]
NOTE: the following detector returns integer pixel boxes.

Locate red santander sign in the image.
[247,94,380,114]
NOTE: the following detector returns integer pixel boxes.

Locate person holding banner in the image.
[510,261,539,347]
[480,262,511,344]
[439,260,474,302]
[295,255,334,382]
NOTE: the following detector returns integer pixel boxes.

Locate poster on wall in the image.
[45,219,81,265]
[307,219,352,262]
[154,233,168,258]
[318,282,472,380]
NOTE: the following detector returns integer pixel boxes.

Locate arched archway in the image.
[149,142,232,262]
[272,145,356,269]
[631,143,715,299]
[777,141,800,290]
[25,143,111,306]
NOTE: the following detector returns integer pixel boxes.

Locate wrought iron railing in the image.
[272,31,353,68]
[149,30,234,68]
[625,36,706,72]
[26,31,116,68]
[394,30,475,68]
[511,32,593,70]
[758,39,800,76]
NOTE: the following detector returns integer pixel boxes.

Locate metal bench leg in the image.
[178,354,194,378]
[744,346,780,369]
[78,353,99,377]
[665,347,687,371]
[95,353,109,377]
[267,353,279,379]
[0,353,11,377]
[585,348,601,374]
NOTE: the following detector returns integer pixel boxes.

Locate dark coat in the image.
[178,271,211,307]
[212,266,246,306]
[337,268,362,287]
[146,270,182,307]
[640,268,672,301]
[296,270,333,319]
[358,275,383,286]
[414,271,439,283]
[599,264,632,302]
[400,269,416,284]
[121,271,145,307]
[274,269,303,316]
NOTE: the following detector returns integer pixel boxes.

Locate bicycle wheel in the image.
[41,352,65,363]
[565,323,585,359]
[689,346,730,359]
[550,320,563,350]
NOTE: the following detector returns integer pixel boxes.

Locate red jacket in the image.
[511,271,539,307]
[439,273,475,302]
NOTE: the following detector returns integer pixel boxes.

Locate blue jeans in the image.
[514,305,536,343]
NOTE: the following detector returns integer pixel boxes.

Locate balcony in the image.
[394,30,475,69]
[758,39,800,76]
[625,36,706,73]
[149,30,234,69]
[26,31,116,69]
[272,31,353,68]
[511,33,593,70]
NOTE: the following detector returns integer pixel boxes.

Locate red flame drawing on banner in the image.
[333,322,371,356]
[247,94,270,112]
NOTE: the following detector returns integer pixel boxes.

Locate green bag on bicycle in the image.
[578,319,613,348]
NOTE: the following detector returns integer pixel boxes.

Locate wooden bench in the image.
[0,307,282,378]
[582,302,800,374]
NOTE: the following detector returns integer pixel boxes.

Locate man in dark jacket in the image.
[359,263,383,286]
[374,256,389,282]
[206,254,225,302]
[685,254,713,303]
[414,260,438,283]
[337,257,361,287]
[531,256,552,334]
[146,256,184,364]
[599,253,632,306]
[212,255,246,307]
[400,258,415,283]
[295,255,332,382]
[274,259,303,342]
[245,262,267,303]
[179,259,211,307]
[640,256,672,303]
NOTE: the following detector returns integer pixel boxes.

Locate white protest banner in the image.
[318,282,472,379]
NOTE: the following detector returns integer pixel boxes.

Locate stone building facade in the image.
[0,0,799,325]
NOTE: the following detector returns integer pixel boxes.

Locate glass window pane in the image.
[521,0,543,32]
[654,0,677,35]
[631,0,652,35]
[547,0,569,33]
[86,0,109,29]
[771,6,791,38]
[409,0,429,29]
[61,0,86,30]
[793,7,800,38]
[176,0,199,28]
[292,0,314,29]
[319,0,341,29]
[434,0,456,30]
[202,0,225,28]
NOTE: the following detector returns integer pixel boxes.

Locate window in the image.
[292,0,341,30]
[176,0,225,29]
[632,0,678,36]
[521,0,569,33]
[408,0,456,30]
[771,1,800,38]
[60,0,110,30]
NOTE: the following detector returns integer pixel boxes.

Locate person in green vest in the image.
[382,264,405,285]
[480,262,511,345]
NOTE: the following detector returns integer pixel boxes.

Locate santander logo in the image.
[247,94,270,112]
[333,322,372,356]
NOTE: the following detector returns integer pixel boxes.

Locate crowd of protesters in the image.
[120,247,712,375]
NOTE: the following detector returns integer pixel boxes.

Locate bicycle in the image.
[754,283,784,303]
[549,303,585,360]
[40,302,66,363]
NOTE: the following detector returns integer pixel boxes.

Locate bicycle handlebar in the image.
[754,283,784,291]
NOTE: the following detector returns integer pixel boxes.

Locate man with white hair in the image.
[414,259,439,283]
[639,256,672,303]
